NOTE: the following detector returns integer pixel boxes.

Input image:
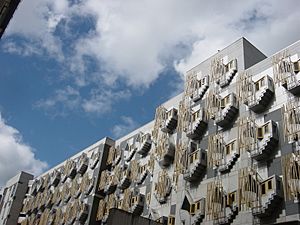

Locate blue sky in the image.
[0,0,300,185]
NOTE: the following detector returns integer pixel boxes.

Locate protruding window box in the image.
[130,194,145,216]
[125,144,137,162]
[36,178,45,193]
[251,121,279,161]
[248,75,274,113]
[218,59,238,88]
[280,60,300,95]
[154,171,172,204]
[62,160,77,182]
[30,180,38,196]
[186,108,208,140]
[137,133,152,155]
[183,144,207,182]
[45,192,53,209]
[98,170,108,195]
[137,164,148,185]
[63,185,71,203]
[190,198,205,224]
[159,140,175,168]
[161,108,178,134]
[252,175,283,217]
[77,153,89,175]
[215,93,239,127]
[50,169,61,187]
[219,140,239,173]
[191,75,209,102]
[83,176,95,196]
[118,169,131,190]
[77,203,89,223]
[89,149,100,169]
[112,150,122,166]
[104,174,118,195]
[217,191,239,225]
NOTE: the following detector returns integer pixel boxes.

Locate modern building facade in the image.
[2,37,300,225]
[0,171,33,225]
[0,0,21,38]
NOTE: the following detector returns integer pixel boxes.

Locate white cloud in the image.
[35,86,131,116]
[0,114,48,186]
[111,116,139,138]
[3,0,300,115]
[82,89,131,114]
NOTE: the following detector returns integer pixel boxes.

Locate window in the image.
[228,59,237,71]
[146,193,151,205]
[190,204,195,215]
[220,98,226,108]
[131,196,138,205]
[255,82,260,91]
[225,141,235,155]
[255,77,265,91]
[190,142,197,153]
[190,151,198,164]
[173,174,178,184]
[201,152,206,160]
[226,145,231,155]
[264,123,269,134]
[261,183,266,195]
[192,111,199,122]
[195,201,201,211]
[294,61,300,73]
[257,127,264,139]
[168,216,175,225]
[227,192,236,205]
[267,180,272,190]
[118,200,122,209]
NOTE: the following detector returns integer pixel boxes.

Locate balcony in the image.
[219,140,239,174]
[218,59,238,88]
[190,198,205,225]
[131,194,145,216]
[248,75,274,113]
[190,75,209,102]
[252,175,283,218]
[77,153,89,175]
[215,93,239,128]
[250,121,279,161]
[186,108,208,140]
[183,145,207,182]
[161,108,178,134]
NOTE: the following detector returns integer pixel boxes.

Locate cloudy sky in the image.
[0,0,299,186]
